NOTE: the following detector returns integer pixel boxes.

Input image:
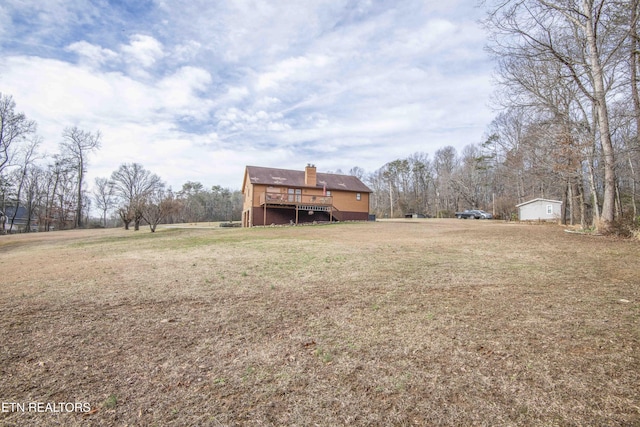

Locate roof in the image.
[2,206,30,219]
[516,198,563,207]
[1,206,37,225]
[243,166,372,193]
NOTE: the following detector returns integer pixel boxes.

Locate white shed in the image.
[516,198,562,221]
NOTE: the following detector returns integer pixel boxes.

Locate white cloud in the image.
[254,96,282,109]
[121,34,165,71]
[215,108,289,134]
[387,18,458,57]
[256,54,333,91]
[172,40,202,63]
[65,41,118,68]
[1,55,220,177]
[157,66,213,118]
[0,0,495,191]
[0,5,10,41]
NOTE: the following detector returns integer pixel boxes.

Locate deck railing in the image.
[259,192,333,207]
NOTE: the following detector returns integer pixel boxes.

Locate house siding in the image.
[242,166,372,227]
[331,191,369,213]
[517,199,562,221]
[245,185,369,226]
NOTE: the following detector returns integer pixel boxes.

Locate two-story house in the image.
[241,164,372,227]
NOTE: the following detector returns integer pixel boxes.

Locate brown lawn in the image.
[0,220,638,426]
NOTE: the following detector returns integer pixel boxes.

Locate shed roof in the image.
[1,206,37,225]
[2,206,30,219]
[516,198,563,208]
[244,166,372,193]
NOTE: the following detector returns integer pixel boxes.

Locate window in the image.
[326,190,331,196]
[288,188,301,202]
[356,192,361,201]
[546,204,553,215]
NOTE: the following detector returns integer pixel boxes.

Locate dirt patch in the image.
[1,220,639,426]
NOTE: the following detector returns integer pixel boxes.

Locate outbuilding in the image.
[1,206,38,233]
[516,198,563,221]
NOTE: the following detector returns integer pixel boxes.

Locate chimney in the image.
[305,164,317,186]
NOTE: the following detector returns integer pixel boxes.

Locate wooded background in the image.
[2,1,639,233]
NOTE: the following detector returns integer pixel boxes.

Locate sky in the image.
[0,0,494,191]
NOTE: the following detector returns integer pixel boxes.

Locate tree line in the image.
[364,0,640,233]
[364,147,500,220]
[2,0,639,234]
[0,92,241,233]
[93,170,242,232]
[480,0,640,233]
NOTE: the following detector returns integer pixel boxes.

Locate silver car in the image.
[469,209,492,219]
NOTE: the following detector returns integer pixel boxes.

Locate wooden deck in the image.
[258,192,335,224]
[259,192,333,208]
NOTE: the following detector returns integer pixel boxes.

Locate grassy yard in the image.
[0,220,638,426]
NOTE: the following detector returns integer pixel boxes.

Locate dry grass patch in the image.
[0,220,639,426]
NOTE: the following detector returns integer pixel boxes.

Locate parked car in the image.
[455,209,493,219]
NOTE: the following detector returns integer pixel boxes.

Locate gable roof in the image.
[2,206,30,219]
[516,198,563,207]
[243,166,372,193]
[2,206,37,225]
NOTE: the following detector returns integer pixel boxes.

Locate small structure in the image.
[241,164,372,227]
[2,206,38,233]
[516,198,562,221]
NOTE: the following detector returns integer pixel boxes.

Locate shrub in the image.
[604,216,639,238]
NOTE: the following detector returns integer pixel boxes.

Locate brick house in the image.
[241,164,372,227]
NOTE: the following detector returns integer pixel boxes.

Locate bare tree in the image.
[60,126,101,228]
[6,136,41,233]
[631,0,640,149]
[142,188,179,232]
[365,169,389,218]
[41,156,75,231]
[433,146,458,217]
[348,166,366,180]
[483,0,631,231]
[0,93,36,178]
[407,153,433,216]
[23,165,44,232]
[451,144,487,210]
[627,0,640,217]
[0,93,37,229]
[110,163,164,230]
[93,177,116,227]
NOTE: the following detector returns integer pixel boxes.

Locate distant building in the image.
[241,164,372,227]
[516,198,563,221]
[1,206,38,232]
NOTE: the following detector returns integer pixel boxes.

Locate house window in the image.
[356,193,361,201]
[326,190,331,196]
[288,188,301,202]
[546,204,553,215]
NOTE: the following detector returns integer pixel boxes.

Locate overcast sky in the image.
[0,0,493,191]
